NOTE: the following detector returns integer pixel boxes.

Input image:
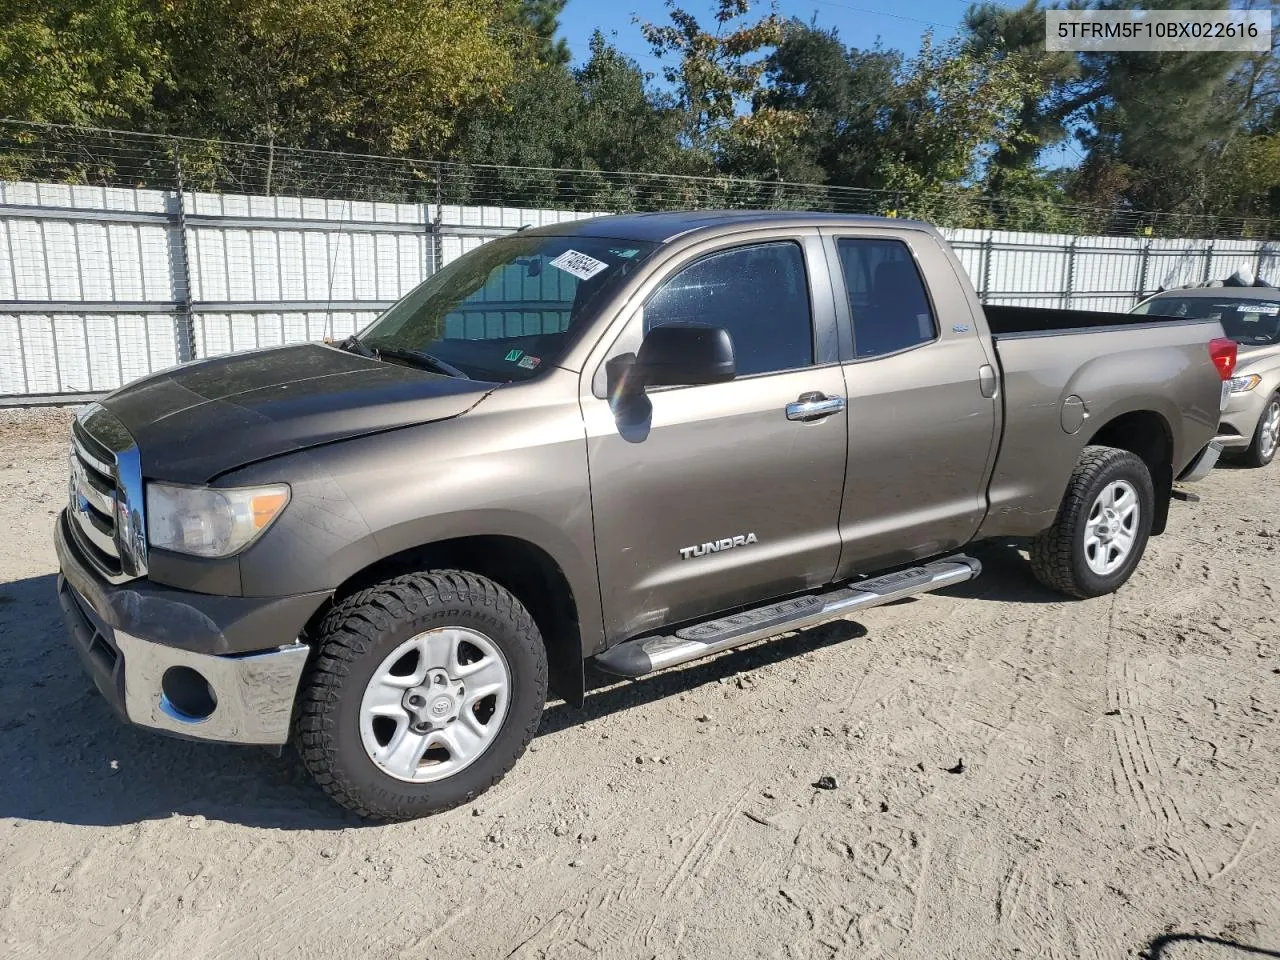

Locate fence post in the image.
[979,234,994,303]
[1064,237,1077,309]
[1136,239,1152,300]
[430,161,444,276]
[1201,239,1216,284]
[169,145,197,363]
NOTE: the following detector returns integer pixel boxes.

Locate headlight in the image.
[146,482,290,558]
[1229,374,1261,394]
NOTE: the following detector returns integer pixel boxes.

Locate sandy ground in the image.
[0,407,1277,960]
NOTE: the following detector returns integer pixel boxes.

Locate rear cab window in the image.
[835,238,938,359]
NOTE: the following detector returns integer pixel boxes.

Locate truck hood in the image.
[99,343,495,483]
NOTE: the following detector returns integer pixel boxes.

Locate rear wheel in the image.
[1029,446,1155,599]
[297,571,548,821]
[1243,392,1279,468]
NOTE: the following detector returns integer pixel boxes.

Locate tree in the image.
[153,0,522,159]
[962,0,1081,185]
[1216,133,1280,222]
[451,32,691,207]
[515,0,570,66]
[762,19,901,185]
[574,32,689,175]
[0,0,168,126]
[638,0,785,168]
[875,33,1040,202]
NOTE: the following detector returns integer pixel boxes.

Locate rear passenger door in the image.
[821,229,1000,577]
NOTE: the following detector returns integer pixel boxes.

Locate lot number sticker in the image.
[549,249,609,281]
[1242,302,1280,316]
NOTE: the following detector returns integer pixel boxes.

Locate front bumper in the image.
[54,511,322,746]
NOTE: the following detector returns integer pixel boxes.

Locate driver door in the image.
[580,233,850,643]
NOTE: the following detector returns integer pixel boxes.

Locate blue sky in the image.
[556,0,993,71]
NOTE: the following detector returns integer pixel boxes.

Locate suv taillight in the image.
[1209,337,1238,381]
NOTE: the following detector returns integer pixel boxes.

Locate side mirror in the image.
[634,325,736,387]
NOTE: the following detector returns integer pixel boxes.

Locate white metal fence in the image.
[1,179,1278,403]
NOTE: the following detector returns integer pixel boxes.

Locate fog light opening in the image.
[160,666,217,722]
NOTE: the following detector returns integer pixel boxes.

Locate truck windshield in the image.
[354,234,657,381]
[1132,295,1280,346]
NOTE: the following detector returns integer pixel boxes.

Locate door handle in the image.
[786,392,846,422]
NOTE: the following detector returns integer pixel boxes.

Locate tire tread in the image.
[1029,445,1151,600]
[296,570,547,821]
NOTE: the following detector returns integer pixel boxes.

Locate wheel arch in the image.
[311,534,588,707]
[1085,409,1174,535]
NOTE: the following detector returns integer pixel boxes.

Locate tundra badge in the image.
[679,533,758,560]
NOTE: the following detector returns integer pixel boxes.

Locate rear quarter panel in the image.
[980,319,1222,538]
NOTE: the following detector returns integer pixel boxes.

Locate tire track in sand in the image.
[1105,652,1210,883]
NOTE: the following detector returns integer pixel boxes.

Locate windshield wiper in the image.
[372,346,471,380]
[333,334,375,358]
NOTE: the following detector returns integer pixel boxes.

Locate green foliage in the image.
[0,0,167,126]
[638,0,785,166]
[0,0,1276,235]
[875,32,1041,199]
[962,0,1081,181]
[154,0,521,157]
[763,21,901,185]
[515,0,571,66]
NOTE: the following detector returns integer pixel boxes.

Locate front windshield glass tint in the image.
[1133,295,1280,346]
[358,234,657,381]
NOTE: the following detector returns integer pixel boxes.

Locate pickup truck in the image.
[55,211,1234,821]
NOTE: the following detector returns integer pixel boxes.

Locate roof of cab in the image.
[518,209,933,244]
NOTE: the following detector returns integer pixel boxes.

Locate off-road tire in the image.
[1242,392,1279,468]
[1029,445,1155,599]
[296,571,548,821]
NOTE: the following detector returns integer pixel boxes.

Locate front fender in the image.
[224,396,606,656]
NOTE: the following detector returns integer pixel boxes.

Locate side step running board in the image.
[592,555,981,679]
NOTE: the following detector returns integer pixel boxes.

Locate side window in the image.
[836,238,937,359]
[642,241,814,378]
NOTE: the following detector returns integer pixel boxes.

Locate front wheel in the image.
[296,571,548,821]
[1029,445,1155,599]
[1243,392,1279,468]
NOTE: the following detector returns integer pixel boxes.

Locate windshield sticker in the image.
[504,349,524,362]
[1242,303,1280,315]
[609,247,640,259]
[517,355,541,370]
[549,249,609,281]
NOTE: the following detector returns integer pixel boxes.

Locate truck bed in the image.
[977,310,1225,539]
[984,304,1204,337]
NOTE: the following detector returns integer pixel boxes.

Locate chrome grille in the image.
[66,405,148,583]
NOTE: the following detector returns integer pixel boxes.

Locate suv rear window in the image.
[1133,295,1280,346]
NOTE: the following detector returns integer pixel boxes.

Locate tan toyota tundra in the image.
[55,211,1236,820]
